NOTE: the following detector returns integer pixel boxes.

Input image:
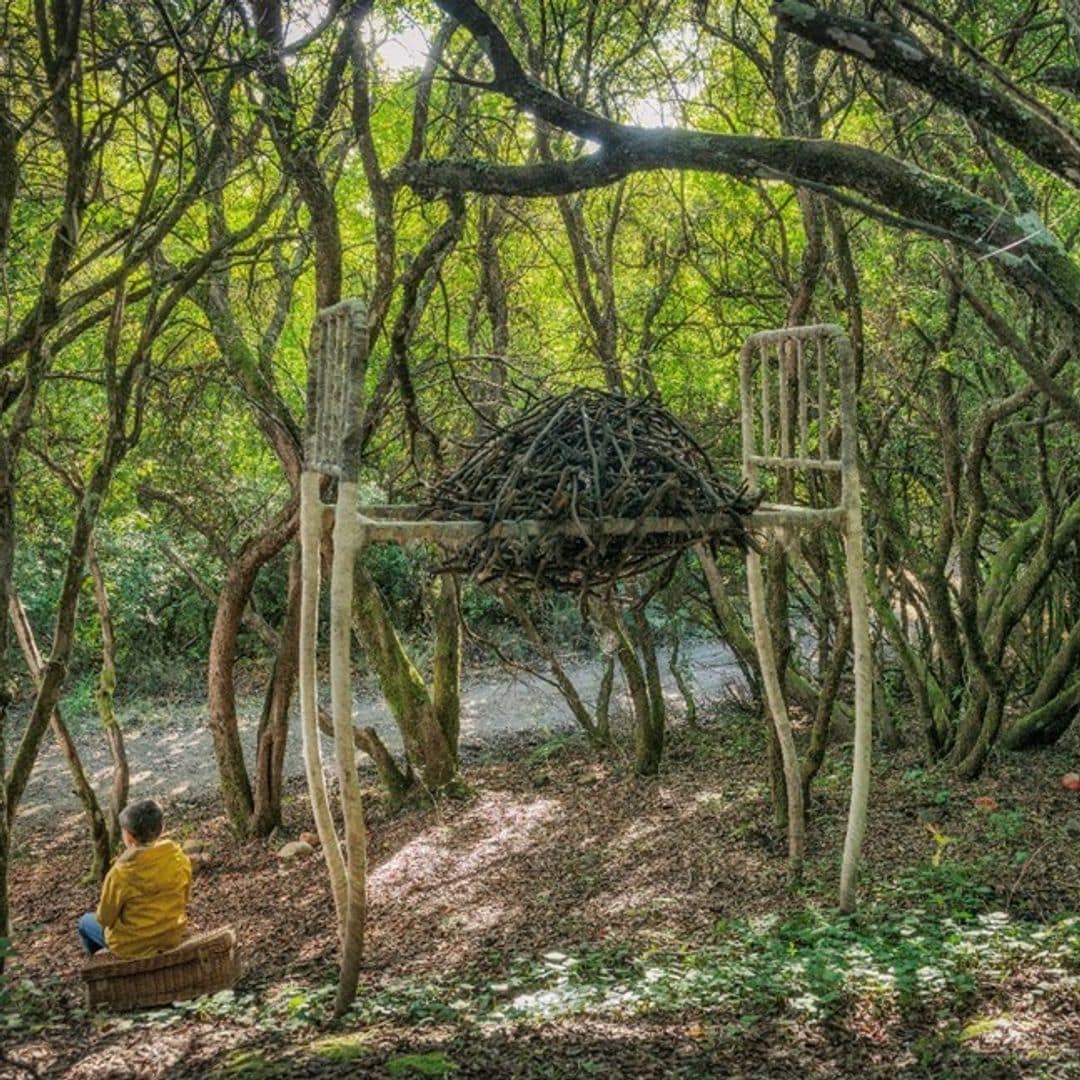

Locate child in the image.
[77,799,192,959]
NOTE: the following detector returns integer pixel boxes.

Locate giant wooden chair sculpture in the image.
[739,324,872,912]
[298,307,874,1013]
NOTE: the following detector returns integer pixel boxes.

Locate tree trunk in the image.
[503,592,608,746]
[956,691,1006,780]
[351,565,456,791]
[0,436,14,958]
[311,704,416,810]
[353,724,414,809]
[801,614,851,808]
[595,654,614,745]
[0,764,7,968]
[1001,678,1080,750]
[473,198,511,432]
[431,573,461,762]
[88,539,128,851]
[8,594,112,878]
[632,604,666,767]
[669,635,697,728]
[206,502,297,835]
[251,547,302,836]
[600,606,663,776]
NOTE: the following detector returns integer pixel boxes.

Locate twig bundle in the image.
[421,388,759,591]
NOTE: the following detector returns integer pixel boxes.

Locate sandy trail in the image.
[16,642,745,830]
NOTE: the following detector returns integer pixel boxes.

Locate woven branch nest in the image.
[421,388,760,591]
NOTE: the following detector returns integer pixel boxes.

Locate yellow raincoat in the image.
[96,839,192,958]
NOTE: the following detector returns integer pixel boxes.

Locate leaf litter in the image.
[3,716,1078,1078]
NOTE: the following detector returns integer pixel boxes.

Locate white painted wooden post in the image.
[836,333,873,912]
[299,298,370,1014]
[738,324,872,905]
[740,336,805,873]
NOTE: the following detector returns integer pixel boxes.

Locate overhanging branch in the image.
[400,130,1080,319]
[398,0,1080,322]
[773,1,1080,188]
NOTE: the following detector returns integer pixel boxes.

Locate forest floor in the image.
[2,699,1079,1078]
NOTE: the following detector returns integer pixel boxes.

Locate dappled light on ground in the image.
[369,793,561,945]
[4,719,1078,1078]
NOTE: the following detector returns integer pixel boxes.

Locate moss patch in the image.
[307,1031,372,1062]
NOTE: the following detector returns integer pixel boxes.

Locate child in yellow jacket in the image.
[78,799,192,959]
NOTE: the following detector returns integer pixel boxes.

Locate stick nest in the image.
[421,388,760,591]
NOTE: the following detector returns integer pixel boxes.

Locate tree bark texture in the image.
[88,539,128,852]
[206,502,297,834]
[350,566,457,791]
[251,548,302,836]
[8,595,111,879]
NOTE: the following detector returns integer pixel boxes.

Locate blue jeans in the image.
[78,912,107,955]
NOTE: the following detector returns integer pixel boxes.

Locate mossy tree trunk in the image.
[251,548,302,837]
[351,564,458,792]
[631,604,666,772]
[431,573,462,764]
[668,634,697,728]
[1001,675,1080,750]
[597,604,665,777]
[88,538,128,853]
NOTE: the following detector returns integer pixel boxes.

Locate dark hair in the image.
[119,799,164,845]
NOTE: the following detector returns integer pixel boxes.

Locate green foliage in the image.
[457,581,505,630]
[14,514,222,699]
[985,809,1026,842]
[307,1032,370,1062]
[268,983,338,1028]
[214,1049,287,1078]
[360,543,429,633]
[386,1052,458,1077]
[61,673,99,723]
[526,731,583,764]
[0,943,86,1037]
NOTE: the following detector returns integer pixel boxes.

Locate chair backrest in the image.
[305,298,368,478]
[738,323,856,509]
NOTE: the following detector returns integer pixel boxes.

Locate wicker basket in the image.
[82,926,241,1010]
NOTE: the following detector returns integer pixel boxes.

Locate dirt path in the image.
[17,642,745,830]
